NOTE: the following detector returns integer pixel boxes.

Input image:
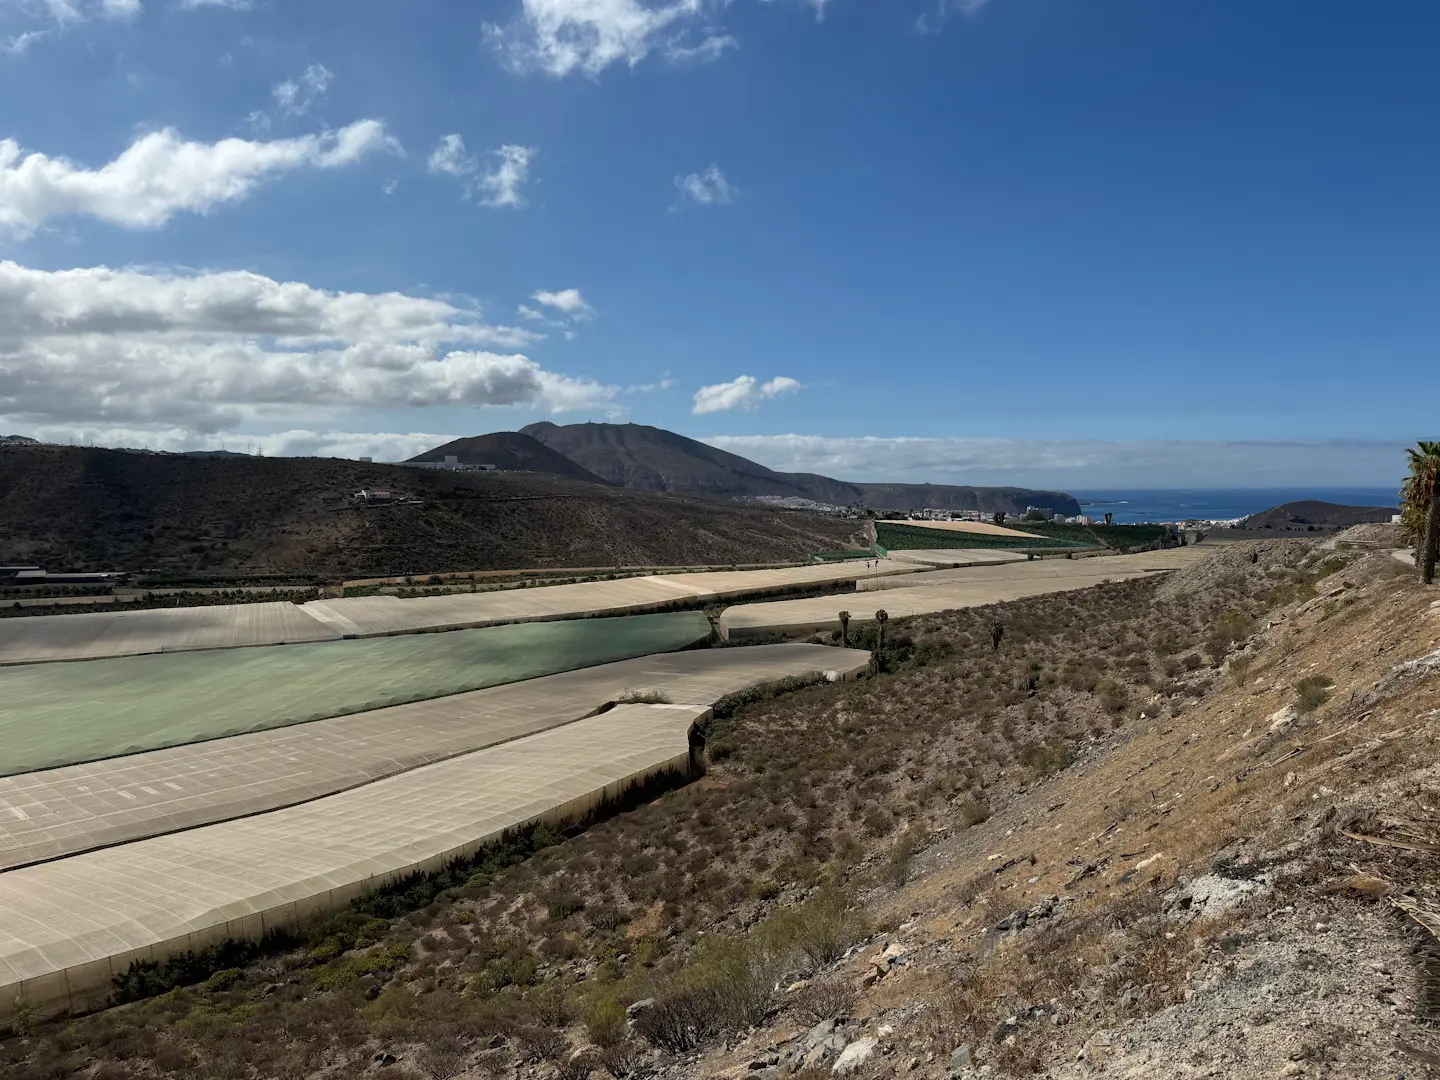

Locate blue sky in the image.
[0,0,1435,487]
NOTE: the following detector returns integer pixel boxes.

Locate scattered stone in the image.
[371,1051,398,1066]
[855,966,881,989]
[1267,705,1298,734]
[626,998,655,1018]
[1120,985,1146,1008]
[832,1037,878,1075]
[950,1044,974,1069]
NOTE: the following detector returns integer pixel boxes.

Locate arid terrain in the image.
[5,533,1437,1079]
[0,446,866,577]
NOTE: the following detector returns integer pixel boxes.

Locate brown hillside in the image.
[404,431,611,485]
[0,445,866,577]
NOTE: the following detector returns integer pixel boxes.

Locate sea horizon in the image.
[1066,487,1401,524]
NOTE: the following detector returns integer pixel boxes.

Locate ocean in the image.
[1069,488,1401,525]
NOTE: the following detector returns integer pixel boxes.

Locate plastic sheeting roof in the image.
[0,704,707,1017]
[719,549,1208,639]
[0,611,711,776]
[0,561,916,665]
[0,644,872,870]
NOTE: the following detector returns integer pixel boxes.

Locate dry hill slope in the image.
[405,432,612,485]
[0,445,866,576]
[521,421,1082,515]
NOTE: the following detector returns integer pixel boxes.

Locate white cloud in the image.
[98,0,139,18]
[273,63,333,116]
[427,133,475,177]
[488,0,713,77]
[243,109,271,133]
[179,0,253,8]
[0,120,400,237]
[674,163,734,206]
[0,261,615,435]
[917,0,989,34]
[16,425,463,462]
[665,32,736,63]
[692,374,801,415]
[517,304,545,321]
[2,30,49,54]
[478,144,535,208]
[531,287,591,317]
[699,434,1410,488]
[427,138,536,209]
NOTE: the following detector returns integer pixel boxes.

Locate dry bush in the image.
[1296,674,1334,713]
[792,977,856,1024]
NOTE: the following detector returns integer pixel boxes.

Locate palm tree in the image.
[1401,441,1440,585]
[874,609,889,674]
[838,610,851,648]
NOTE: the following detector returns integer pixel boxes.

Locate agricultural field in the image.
[875,521,1093,552]
[0,611,711,775]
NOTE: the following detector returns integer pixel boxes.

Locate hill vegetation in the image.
[0,445,865,577]
[520,421,1081,515]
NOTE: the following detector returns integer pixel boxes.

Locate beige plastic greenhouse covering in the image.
[0,644,872,870]
[0,703,707,1024]
[0,561,917,665]
[718,549,1208,639]
[0,611,712,776]
[0,601,339,665]
[882,549,1030,568]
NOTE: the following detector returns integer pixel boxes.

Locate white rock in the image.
[832,1037,879,1075]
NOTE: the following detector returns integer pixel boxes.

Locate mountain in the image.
[519,421,1081,516]
[1242,500,1398,529]
[405,432,611,485]
[0,445,866,576]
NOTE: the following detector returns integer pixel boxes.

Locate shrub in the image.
[1094,678,1128,713]
[1295,675,1334,714]
[761,887,867,969]
[792,977,856,1024]
[512,1024,568,1064]
[959,799,990,827]
[582,995,628,1049]
[203,969,242,993]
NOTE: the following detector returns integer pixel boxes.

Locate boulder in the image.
[832,1037,878,1075]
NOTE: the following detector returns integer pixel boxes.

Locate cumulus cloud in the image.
[98,0,139,17]
[488,0,750,78]
[179,0,252,9]
[700,434,1409,488]
[531,288,592,317]
[692,375,800,415]
[272,63,333,116]
[0,120,400,237]
[674,164,734,206]
[0,261,617,436]
[427,137,535,209]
